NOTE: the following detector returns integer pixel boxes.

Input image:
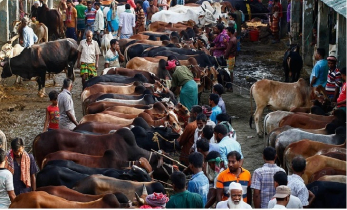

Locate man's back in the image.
[188,171,209,206]
[119,11,135,34]
[311,59,328,87]
[218,136,243,166]
[57,89,76,130]
[23,26,38,48]
[166,190,203,208]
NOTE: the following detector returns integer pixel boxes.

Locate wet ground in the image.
[0,21,307,174]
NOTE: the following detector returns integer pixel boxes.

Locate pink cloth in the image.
[213,29,230,57]
[127,0,136,8]
[165,60,176,70]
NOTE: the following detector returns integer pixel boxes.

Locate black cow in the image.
[132,126,180,152]
[142,46,205,57]
[125,44,158,61]
[82,74,148,89]
[0,39,77,96]
[307,181,346,208]
[283,44,303,82]
[37,160,151,188]
[37,2,64,39]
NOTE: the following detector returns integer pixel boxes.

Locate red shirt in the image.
[337,82,346,107]
[47,105,60,129]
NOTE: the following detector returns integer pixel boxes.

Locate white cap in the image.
[228,182,243,193]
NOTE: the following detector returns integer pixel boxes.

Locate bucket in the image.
[249,30,259,42]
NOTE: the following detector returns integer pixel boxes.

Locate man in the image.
[271,185,291,209]
[270,0,282,44]
[93,2,104,46]
[84,1,96,39]
[143,0,149,17]
[146,0,159,29]
[75,0,87,41]
[0,149,16,207]
[209,94,222,124]
[211,24,229,57]
[310,48,328,87]
[167,55,198,111]
[336,67,346,112]
[30,1,40,19]
[214,124,243,166]
[135,1,145,33]
[21,17,38,48]
[205,151,224,208]
[268,171,303,208]
[177,105,202,165]
[187,152,209,207]
[77,30,101,85]
[166,171,204,208]
[104,39,124,68]
[325,56,342,101]
[251,147,285,208]
[65,0,78,40]
[117,4,135,39]
[224,27,237,92]
[216,182,252,209]
[216,151,251,205]
[213,84,226,114]
[287,156,315,207]
[191,113,207,153]
[196,139,210,158]
[57,79,78,130]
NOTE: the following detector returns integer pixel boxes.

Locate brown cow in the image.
[250,78,327,137]
[279,115,332,129]
[9,191,120,208]
[309,167,346,183]
[283,140,346,174]
[302,155,346,184]
[318,175,347,183]
[101,111,138,119]
[102,67,159,83]
[74,122,124,134]
[105,102,168,118]
[86,101,152,114]
[130,34,149,40]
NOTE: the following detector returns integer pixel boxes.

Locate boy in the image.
[213,84,226,113]
[325,56,342,101]
[336,67,346,112]
[0,149,16,208]
[209,94,222,124]
[43,90,60,132]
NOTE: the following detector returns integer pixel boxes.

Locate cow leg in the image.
[37,73,46,97]
[253,105,265,137]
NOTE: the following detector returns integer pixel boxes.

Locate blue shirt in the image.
[23,26,38,48]
[210,106,222,124]
[187,171,209,207]
[209,143,220,153]
[143,0,149,15]
[218,97,226,114]
[107,9,119,32]
[218,136,243,166]
[310,59,329,87]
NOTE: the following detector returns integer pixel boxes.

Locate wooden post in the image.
[48,0,53,9]
[0,0,9,44]
[317,0,329,57]
[336,14,346,68]
[301,0,314,66]
[280,0,288,39]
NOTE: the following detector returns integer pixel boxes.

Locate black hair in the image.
[48,90,59,101]
[340,67,346,75]
[87,1,92,4]
[196,113,207,122]
[209,93,219,105]
[188,152,204,168]
[274,171,287,185]
[170,36,180,43]
[171,171,186,190]
[202,125,214,139]
[94,2,101,6]
[227,27,235,34]
[227,151,241,161]
[63,78,72,88]
[216,113,231,124]
[11,138,24,152]
[213,84,224,95]
[168,55,178,61]
[206,151,221,162]
[191,105,202,115]
[196,138,210,152]
[110,39,118,45]
[180,30,190,41]
[263,147,277,161]
[292,156,306,172]
[0,149,6,163]
[214,124,228,136]
[216,23,224,32]
[125,3,131,9]
[136,0,142,5]
[160,35,170,41]
[316,48,326,58]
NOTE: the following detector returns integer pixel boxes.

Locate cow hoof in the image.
[257,133,264,138]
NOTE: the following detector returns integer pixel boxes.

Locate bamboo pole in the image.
[151,149,187,169]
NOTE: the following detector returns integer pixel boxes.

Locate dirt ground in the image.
[0,21,307,175]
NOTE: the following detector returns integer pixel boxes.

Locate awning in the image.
[320,0,347,18]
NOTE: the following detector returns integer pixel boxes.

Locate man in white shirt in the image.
[272,185,291,209]
[0,149,16,208]
[117,3,135,39]
[216,182,252,209]
[93,2,104,46]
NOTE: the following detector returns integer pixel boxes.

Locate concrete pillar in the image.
[8,0,19,33]
[317,0,329,56]
[280,0,288,38]
[301,0,314,66]
[336,14,346,68]
[0,0,9,44]
[290,0,300,43]
[48,0,53,9]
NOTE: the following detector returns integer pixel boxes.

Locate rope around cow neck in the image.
[152,132,176,152]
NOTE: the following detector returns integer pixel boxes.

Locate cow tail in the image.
[32,135,40,165]
[43,24,48,42]
[124,45,130,63]
[249,84,253,129]
[263,113,269,145]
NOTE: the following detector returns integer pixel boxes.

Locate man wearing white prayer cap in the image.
[216,182,252,209]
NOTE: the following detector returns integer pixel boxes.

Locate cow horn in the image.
[135,192,145,205]
[148,171,154,176]
[213,8,217,15]
[201,5,206,12]
[142,184,148,196]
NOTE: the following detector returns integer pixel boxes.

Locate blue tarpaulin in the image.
[320,0,346,18]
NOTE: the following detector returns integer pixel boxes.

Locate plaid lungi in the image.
[80,62,97,80]
[227,56,236,72]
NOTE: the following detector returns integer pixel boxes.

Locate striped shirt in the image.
[85,8,96,25]
[325,68,342,98]
[251,163,285,208]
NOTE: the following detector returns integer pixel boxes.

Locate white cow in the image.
[100,32,114,57]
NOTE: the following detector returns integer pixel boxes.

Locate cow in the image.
[309,167,346,183]
[104,102,168,118]
[0,39,77,97]
[102,67,159,83]
[100,32,114,57]
[86,101,152,114]
[12,20,49,44]
[302,155,346,184]
[10,191,121,208]
[95,94,156,105]
[32,128,164,172]
[263,111,293,136]
[36,3,64,40]
[73,175,165,201]
[283,44,303,82]
[306,181,346,208]
[249,78,327,137]
[82,74,149,90]
[318,175,347,184]
[36,161,151,188]
[36,186,131,206]
[275,127,346,168]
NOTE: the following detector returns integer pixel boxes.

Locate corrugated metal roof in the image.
[321,0,347,18]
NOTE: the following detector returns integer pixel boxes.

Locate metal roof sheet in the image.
[321,0,346,18]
